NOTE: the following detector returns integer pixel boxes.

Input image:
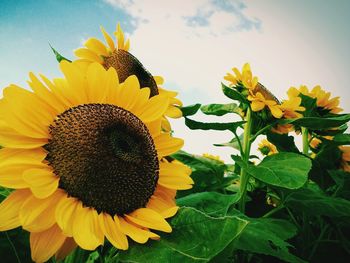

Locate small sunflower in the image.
[224,63,258,90]
[258,139,278,156]
[74,23,182,130]
[287,85,342,114]
[271,123,294,134]
[0,62,193,262]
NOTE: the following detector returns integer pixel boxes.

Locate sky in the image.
[0,0,349,162]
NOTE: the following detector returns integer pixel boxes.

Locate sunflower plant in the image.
[1,24,350,263]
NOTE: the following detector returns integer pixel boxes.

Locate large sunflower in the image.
[74,23,182,131]
[0,61,193,262]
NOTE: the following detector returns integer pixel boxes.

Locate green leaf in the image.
[246,153,311,189]
[176,192,239,216]
[184,117,245,133]
[282,114,350,130]
[214,134,244,151]
[180,104,201,117]
[285,187,350,219]
[333,133,350,145]
[172,151,231,197]
[200,103,239,116]
[266,131,300,153]
[50,44,71,63]
[221,83,248,104]
[234,218,305,263]
[118,207,248,263]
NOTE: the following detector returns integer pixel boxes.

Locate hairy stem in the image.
[238,108,253,213]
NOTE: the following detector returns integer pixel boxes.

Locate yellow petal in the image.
[99,213,128,250]
[153,75,164,85]
[0,148,46,168]
[55,237,77,261]
[154,134,184,157]
[100,26,115,51]
[20,190,64,232]
[74,48,103,63]
[269,105,283,119]
[30,224,66,263]
[59,61,88,104]
[251,101,265,112]
[23,167,59,199]
[27,72,64,114]
[0,189,31,231]
[86,62,110,103]
[72,203,103,250]
[161,117,172,132]
[135,95,169,123]
[147,196,179,218]
[115,75,141,111]
[84,38,109,57]
[126,208,172,233]
[145,119,162,137]
[0,124,47,149]
[119,217,159,244]
[165,105,183,118]
[158,162,193,190]
[55,195,78,236]
[0,85,52,138]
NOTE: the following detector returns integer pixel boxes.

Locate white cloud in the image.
[104,0,348,162]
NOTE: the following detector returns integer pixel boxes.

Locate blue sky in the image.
[1,0,349,160]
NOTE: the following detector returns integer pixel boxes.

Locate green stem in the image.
[238,108,253,213]
[302,127,309,155]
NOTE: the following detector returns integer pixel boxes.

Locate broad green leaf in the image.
[63,247,93,263]
[285,187,350,218]
[200,103,239,116]
[172,151,232,197]
[0,187,11,202]
[234,218,305,263]
[222,83,248,104]
[315,123,348,136]
[184,117,245,133]
[266,131,300,153]
[246,153,311,189]
[299,94,318,117]
[50,45,71,63]
[282,114,350,130]
[118,207,248,263]
[180,104,201,117]
[176,192,239,216]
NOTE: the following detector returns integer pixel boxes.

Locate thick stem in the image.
[238,108,253,213]
[302,127,309,155]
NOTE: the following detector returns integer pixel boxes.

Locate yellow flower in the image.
[0,62,193,262]
[74,23,183,128]
[224,63,258,90]
[280,96,305,119]
[248,92,283,118]
[340,146,350,172]
[258,139,278,156]
[309,137,322,149]
[287,85,342,114]
[202,153,224,163]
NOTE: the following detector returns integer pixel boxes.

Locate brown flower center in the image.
[104,49,159,97]
[45,104,159,215]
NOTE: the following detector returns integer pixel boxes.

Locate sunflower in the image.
[224,63,258,90]
[280,96,305,119]
[74,23,182,130]
[258,139,278,156]
[287,85,342,114]
[0,61,193,262]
